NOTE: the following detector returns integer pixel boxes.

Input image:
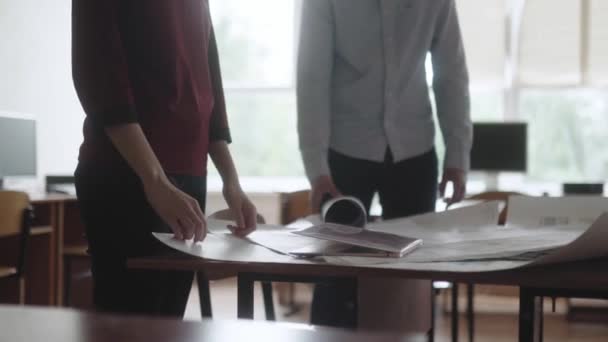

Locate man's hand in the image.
[223,182,258,237]
[310,175,341,213]
[439,168,467,206]
[142,175,207,242]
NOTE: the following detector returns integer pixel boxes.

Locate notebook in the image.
[291,223,422,258]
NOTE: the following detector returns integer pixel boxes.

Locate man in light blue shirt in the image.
[297,0,472,332]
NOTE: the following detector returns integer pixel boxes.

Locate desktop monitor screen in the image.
[470,122,527,172]
[0,116,37,177]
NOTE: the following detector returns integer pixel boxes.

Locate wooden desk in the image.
[129,254,608,342]
[0,305,423,342]
[32,194,84,306]
[0,194,83,306]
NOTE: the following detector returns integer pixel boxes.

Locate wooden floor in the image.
[184,278,608,342]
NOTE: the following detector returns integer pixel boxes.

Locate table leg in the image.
[467,283,474,342]
[196,273,213,318]
[429,283,436,342]
[452,283,459,342]
[519,287,543,342]
[237,274,255,319]
[261,282,276,321]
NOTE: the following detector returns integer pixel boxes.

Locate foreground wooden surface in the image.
[0,305,425,342]
[187,279,608,342]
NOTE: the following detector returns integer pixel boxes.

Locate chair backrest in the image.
[279,190,312,225]
[208,209,266,224]
[467,191,523,202]
[0,191,30,238]
[466,191,526,225]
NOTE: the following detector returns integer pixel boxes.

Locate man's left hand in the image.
[439,168,467,206]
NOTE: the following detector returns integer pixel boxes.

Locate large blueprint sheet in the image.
[154,197,608,273]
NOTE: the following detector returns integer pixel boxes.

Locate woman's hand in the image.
[103,123,206,242]
[208,140,257,237]
[143,174,206,242]
[223,181,258,237]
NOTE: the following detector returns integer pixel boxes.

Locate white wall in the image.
[0,0,83,178]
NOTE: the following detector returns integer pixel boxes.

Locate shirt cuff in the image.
[444,145,470,172]
[301,148,330,183]
[209,127,232,144]
[91,104,138,127]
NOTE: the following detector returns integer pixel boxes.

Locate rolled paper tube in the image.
[321,195,367,228]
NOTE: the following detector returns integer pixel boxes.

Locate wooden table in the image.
[0,305,423,342]
[129,254,608,342]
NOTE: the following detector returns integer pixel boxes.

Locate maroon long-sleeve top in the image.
[72,0,231,176]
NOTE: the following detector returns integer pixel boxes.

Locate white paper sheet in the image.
[366,201,502,244]
[342,198,606,263]
[343,201,560,263]
[153,231,532,273]
[153,219,314,264]
[325,201,608,267]
[531,212,608,266]
[248,203,505,261]
[153,199,608,274]
[506,195,608,228]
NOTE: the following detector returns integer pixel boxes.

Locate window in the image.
[210,0,296,88]
[517,0,608,86]
[220,92,303,177]
[209,0,608,186]
[513,0,608,183]
[208,0,303,178]
[519,89,608,182]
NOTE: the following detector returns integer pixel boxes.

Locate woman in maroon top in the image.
[72,0,257,316]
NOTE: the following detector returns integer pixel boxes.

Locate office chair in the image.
[0,191,33,304]
[46,175,91,307]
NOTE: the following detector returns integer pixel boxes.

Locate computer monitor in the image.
[470,122,527,190]
[0,116,37,189]
[471,122,527,172]
[562,183,604,196]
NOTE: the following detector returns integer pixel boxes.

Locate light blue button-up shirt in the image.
[297,0,472,181]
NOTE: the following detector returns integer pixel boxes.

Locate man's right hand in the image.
[311,175,341,213]
[142,175,207,242]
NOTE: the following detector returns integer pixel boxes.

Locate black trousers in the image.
[75,163,204,317]
[310,148,438,328]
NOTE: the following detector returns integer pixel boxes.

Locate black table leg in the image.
[237,274,255,319]
[429,282,436,342]
[467,283,474,342]
[519,287,543,342]
[196,273,213,318]
[261,282,276,321]
[452,283,459,342]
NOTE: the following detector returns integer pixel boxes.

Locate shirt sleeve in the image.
[72,0,138,127]
[297,0,335,182]
[431,0,473,171]
[208,27,232,144]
